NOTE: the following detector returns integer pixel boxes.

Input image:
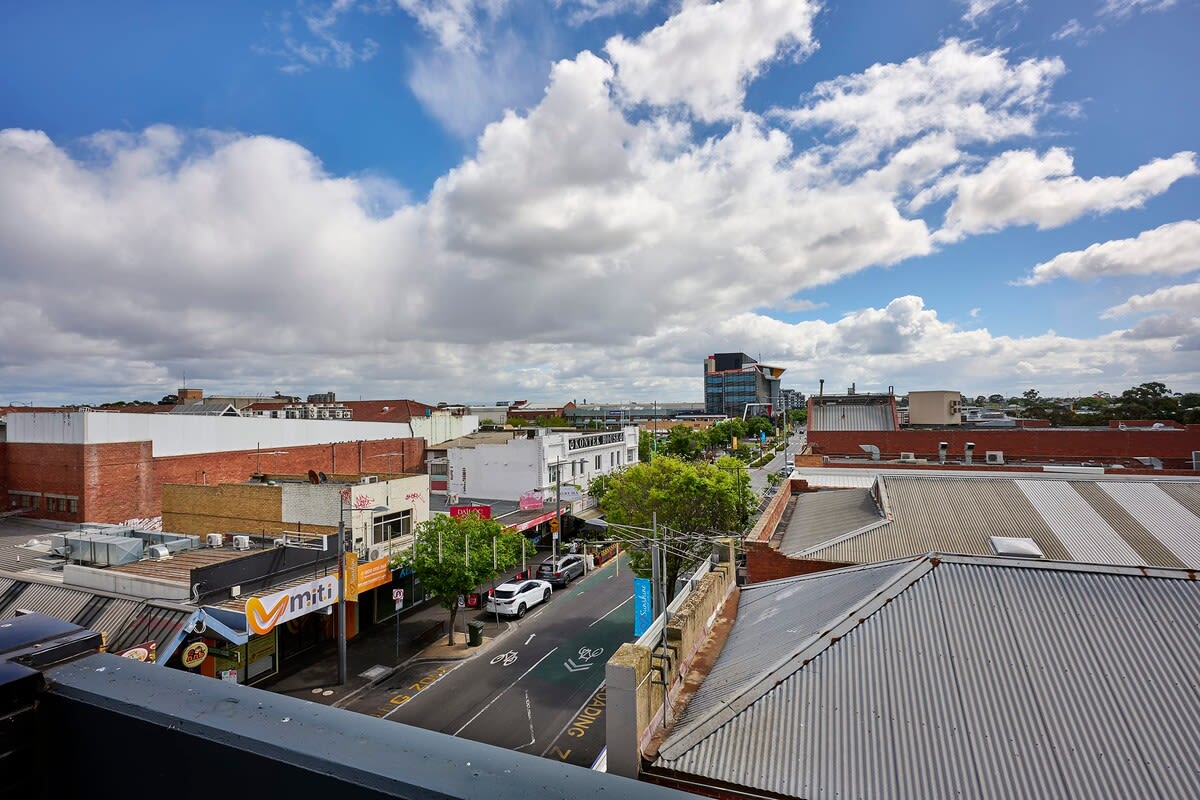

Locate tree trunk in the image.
[447,604,458,645]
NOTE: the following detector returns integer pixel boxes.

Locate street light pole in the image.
[337,498,388,687]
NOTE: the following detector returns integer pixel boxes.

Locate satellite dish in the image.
[307,469,320,485]
[318,471,329,483]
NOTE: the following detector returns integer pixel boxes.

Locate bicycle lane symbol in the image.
[564,646,603,673]
[490,650,518,667]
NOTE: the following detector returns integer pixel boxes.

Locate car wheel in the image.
[543,589,551,602]
[516,603,526,619]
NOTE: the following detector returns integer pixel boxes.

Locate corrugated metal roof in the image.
[800,475,1200,569]
[107,603,193,652]
[1098,482,1200,567]
[809,404,895,432]
[806,476,1072,563]
[792,468,879,488]
[1014,479,1143,565]
[0,581,91,620]
[656,555,1200,799]
[1158,482,1200,517]
[778,489,882,556]
[82,597,142,643]
[674,560,912,730]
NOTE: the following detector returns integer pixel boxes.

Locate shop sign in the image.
[117,641,157,663]
[450,504,492,519]
[519,491,544,511]
[245,576,339,636]
[558,485,583,502]
[344,551,360,601]
[181,641,209,669]
[568,432,623,451]
[356,557,392,594]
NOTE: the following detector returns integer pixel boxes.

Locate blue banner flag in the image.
[633,577,653,636]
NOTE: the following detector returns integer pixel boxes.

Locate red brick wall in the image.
[3,436,426,524]
[810,426,1200,469]
[744,541,848,583]
[0,442,7,496]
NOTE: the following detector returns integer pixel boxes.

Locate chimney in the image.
[819,378,825,397]
[938,442,948,464]
[964,442,976,466]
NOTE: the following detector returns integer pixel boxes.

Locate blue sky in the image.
[1,0,1197,405]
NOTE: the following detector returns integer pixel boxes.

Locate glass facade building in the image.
[703,353,784,419]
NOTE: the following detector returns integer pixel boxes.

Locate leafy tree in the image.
[395,514,524,644]
[987,393,1005,404]
[661,425,704,461]
[638,429,655,461]
[590,456,753,603]
[744,416,773,438]
[706,419,747,452]
[508,418,530,427]
[158,394,178,405]
[786,407,808,424]
[536,415,569,427]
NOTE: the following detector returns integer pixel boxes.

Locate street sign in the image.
[457,595,465,608]
[392,588,404,602]
[549,518,560,533]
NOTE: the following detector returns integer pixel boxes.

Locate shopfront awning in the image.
[570,507,605,522]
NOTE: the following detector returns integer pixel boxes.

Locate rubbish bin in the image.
[467,621,485,647]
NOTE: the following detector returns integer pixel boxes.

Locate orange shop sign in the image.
[355,557,392,595]
[245,576,339,636]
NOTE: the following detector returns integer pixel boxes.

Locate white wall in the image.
[446,427,639,502]
[409,411,479,446]
[7,411,415,456]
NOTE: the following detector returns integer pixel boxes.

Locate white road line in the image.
[514,690,536,751]
[380,661,465,720]
[588,594,632,628]
[541,686,603,758]
[453,646,559,736]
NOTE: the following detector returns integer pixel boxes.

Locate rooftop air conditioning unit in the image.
[232,535,251,551]
[985,451,1005,465]
[206,534,224,548]
[146,544,171,560]
[368,546,384,562]
[360,475,378,484]
[273,537,287,547]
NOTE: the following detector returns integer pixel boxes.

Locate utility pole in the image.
[554,462,561,561]
[650,511,660,620]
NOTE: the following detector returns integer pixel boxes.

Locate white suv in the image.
[486,579,552,618]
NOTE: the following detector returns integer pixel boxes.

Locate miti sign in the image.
[245,576,339,636]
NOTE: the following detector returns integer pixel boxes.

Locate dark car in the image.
[536,555,586,586]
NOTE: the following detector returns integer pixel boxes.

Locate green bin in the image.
[467,621,485,647]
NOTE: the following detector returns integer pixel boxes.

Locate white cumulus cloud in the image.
[1020,219,1200,285]
[1102,281,1200,318]
[606,0,820,121]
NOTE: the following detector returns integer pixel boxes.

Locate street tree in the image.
[395,513,524,645]
[638,429,655,461]
[590,456,753,604]
[661,425,705,461]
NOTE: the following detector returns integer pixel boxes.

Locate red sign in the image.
[519,491,544,511]
[450,504,492,519]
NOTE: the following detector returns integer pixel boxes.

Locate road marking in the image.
[524,633,536,645]
[380,663,462,719]
[514,690,536,751]
[563,659,591,673]
[542,687,606,757]
[453,646,558,736]
[588,594,632,627]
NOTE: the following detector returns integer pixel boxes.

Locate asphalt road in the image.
[347,554,637,769]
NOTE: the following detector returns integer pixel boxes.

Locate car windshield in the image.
[537,564,555,573]
[493,589,516,599]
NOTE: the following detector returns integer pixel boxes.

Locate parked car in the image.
[486,579,552,618]
[536,555,586,586]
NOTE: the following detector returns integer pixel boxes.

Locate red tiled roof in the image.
[340,399,436,423]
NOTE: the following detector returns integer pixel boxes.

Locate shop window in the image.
[373,510,413,546]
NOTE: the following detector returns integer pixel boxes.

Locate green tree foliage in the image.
[536,415,570,427]
[744,416,773,438]
[395,514,524,644]
[590,456,754,603]
[508,418,530,427]
[661,425,704,461]
[638,429,655,461]
[786,407,808,424]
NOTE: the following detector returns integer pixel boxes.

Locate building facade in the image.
[703,353,785,419]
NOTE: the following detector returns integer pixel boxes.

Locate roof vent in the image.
[146,544,171,560]
[989,536,1044,559]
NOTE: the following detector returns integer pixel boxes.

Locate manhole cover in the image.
[360,665,390,681]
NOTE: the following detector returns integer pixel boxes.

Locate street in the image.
[342,553,636,769]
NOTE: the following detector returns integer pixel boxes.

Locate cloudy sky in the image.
[2,0,1197,406]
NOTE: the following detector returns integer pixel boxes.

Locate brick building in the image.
[1,410,427,525]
